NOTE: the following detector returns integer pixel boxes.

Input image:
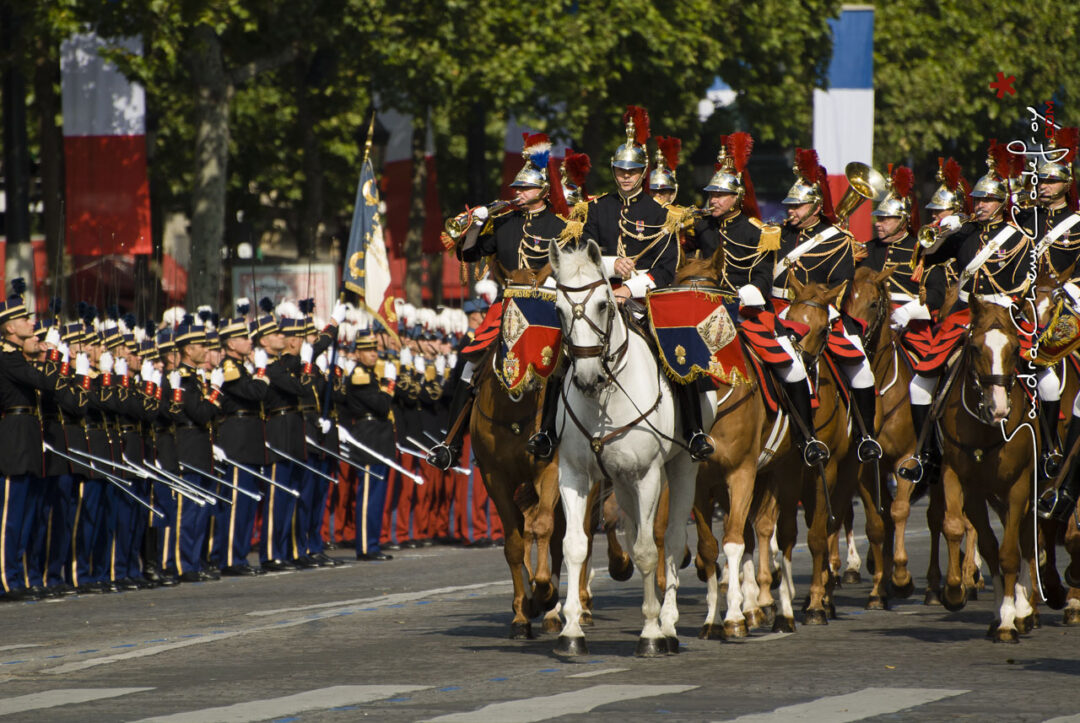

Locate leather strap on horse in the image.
[912,344,968,457]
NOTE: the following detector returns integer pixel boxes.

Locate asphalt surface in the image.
[1,498,1079,723]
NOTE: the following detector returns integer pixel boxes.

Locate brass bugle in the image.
[444,199,520,240]
[918,214,969,249]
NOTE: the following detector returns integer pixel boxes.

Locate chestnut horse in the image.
[468,266,565,640]
[938,297,1039,642]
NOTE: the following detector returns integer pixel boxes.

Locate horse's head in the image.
[844,266,893,342]
[550,239,619,396]
[787,277,846,360]
[1032,259,1077,329]
[968,296,1020,424]
[673,249,723,288]
[504,264,553,288]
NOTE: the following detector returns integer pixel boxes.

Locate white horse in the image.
[549,240,707,657]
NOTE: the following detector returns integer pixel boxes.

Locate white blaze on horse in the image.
[549,240,706,657]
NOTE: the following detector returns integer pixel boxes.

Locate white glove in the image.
[435,354,446,375]
[940,214,962,233]
[168,370,181,389]
[140,360,155,381]
[335,355,349,370]
[57,342,70,363]
[99,351,114,374]
[212,445,226,462]
[45,327,61,348]
[300,342,314,363]
[1062,282,1080,307]
[331,303,348,324]
[890,299,931,331]
[196,368,206,381]
[343,359,357,376]
[244,361,255,374]
[115,357,128,377]
[737,284,767,308]
[318,418,332,434]
[315,353,329,373]
[473,206,489,225]
[151,369,162,386]
[414,355,426,374]
[399,346,413,367]
[448,352,457,369]
[384,361,397,381]
[75,353,91,376]
[210,368,225,388]
[253,348,268,370]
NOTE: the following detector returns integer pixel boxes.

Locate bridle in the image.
[789,296,830,370]
[963,321,1018,423]
[555,277,628,382]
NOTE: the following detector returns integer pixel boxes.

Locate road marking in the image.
[423,684,697,722]
[740,633,793,643]
[567,668,628,678]
[0,687,153,716]
[1044,716,1080,723]
[130,685,428,723]
[0,645,39,653]
[247,580,512,617]
[715,687,969,722]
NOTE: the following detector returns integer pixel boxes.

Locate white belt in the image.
[889,291,917,303]
[772,286,792,300]
[958,290,1013,307]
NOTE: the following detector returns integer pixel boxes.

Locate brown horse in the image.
[842,267,982,608]
[938,296,1039,642]
[468,266,565,640]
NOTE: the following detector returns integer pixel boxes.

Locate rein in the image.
[556,278,628,370]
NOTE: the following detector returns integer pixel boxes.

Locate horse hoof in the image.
[724,619,749,639]
[542,616,563,634]
[993,628,1020,644]
[1063,607,1080,626]
[803,608,828,625]
[772,616,796,633]
[800,594,811,613]
[942,586,967,612]
[1014,615,1032,635]
[829,572,842,589]
[680,548,692,570]
[842,570,862,585]
[635,637,667,658]
[889,578,915,600]
[665,636,680,654]
[579,611,594,627]
[923,588,943,606]
[746,608,767,630]
[865,595,890,611]
[510,621,533,640]
[699,623,727,641]
[609,557,634,582]
[1030,612,1041,629]
[555,635,588,656]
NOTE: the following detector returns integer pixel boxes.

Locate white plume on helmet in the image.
[475,278,498,305]
[162,306,186,329]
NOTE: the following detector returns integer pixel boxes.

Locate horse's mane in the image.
[969,298,1014,333]
[505,264,552,287]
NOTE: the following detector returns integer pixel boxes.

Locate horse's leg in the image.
[529,463,562,633]
[1064,509,1080,625]
[828,526,842,585]
[1014,529,1037,635]
[659,460,696,652]
[844,521,863,584]
[578,479,603,625]
[994,472,1033,642]
[694,484,725,640]
[961,514,981,598]
[891,474,917,599]
[771,476,798,633]
[554,469,592,656]
[802,460,834,625]
[654,483,670,593]
[856,463,890,610]
[940,462,969,611]
[613,468,665,657]
[603,489,633,582]
[966,490,1014,642]
[485,475,532,639]
[544,485,567,635]
[721,461,757,637]
[922,481,944,605]
[1038,518,1068,610]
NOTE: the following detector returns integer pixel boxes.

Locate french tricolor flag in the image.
[60,33,152,256]
[813,7,875,242]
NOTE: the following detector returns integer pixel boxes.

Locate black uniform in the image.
[776,218,855,294]
[692,211,775,299]
[217,357,269,466]
[174,365,220,473]
[338,362,395,465]
[461,205,567,272]
[582,191,679,289]
[924,218,1033,309]
[263,355,306,463]
[858,232,921,298]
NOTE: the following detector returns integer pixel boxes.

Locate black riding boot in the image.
[427,382,475,471]
[526,378,562,460]
[1039,413,1080,521]
[899,402,940,484]
[674,381,714,462]
[1040,399,1064,478]
[852,386,883,462]
[784,381,829,466]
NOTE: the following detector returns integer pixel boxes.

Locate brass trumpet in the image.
[444,200,519,241]
[834,162,890,227]
[917,214,969,248]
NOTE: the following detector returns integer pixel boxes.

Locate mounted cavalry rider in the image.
[690,132,827,465]
[908,141,1036,473]
[1033,127,1080,520]
[427,134,571,471]
[775,148,881,464]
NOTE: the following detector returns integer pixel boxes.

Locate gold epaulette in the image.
[351,367,371,386]
[0,341,18,353]
[570,196,602,223]
[178,367,193,378]
[751,217,781,252]
[424,365,436,382]
[222,359,241,383]
[558,220,585,247]
[374,359,386,379]
[662,205,692,236]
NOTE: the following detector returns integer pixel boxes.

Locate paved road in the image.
[1,499,1079,723]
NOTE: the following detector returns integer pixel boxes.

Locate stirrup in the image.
[1037,487,1077,522]
[426,444,454,472]
[856,435,883,463]
[688,431,715,462]
[526,431,555,460]
[1042,449,1064,479]
[801,439,830,467]
[896,455,925,483]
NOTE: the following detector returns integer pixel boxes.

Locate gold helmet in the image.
[783,147,825,206]
[1036,126,1078,184]
[925,157,970,214]
[561,149,591,206]
[510,133,552,191]
[704,132,760,218]
[648,136,680,193]
[872,165,914,225]
[611,105,650,172]
[970,140,1016,201]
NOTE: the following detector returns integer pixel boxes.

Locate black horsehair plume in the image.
[236,299,251,316]
[11,278,26,296]
[298,298,314,315]
[259,297,275,314]
[181,314,194,326]
[49,297,63,315]
[198,308,212,323]
[123,313,137,330]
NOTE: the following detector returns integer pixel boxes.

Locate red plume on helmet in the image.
[726,132,760,219]
[622,105,650,147]
[989,138,1014,180]
[943,157,962,192]
[818,164,837,224]
[795,147,820,183]
[547,157,569,217]
[655,136,681,171]
[563,149,591,196]
[891,165,918,233]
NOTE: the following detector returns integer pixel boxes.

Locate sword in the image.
[263,443,328,492]
[318,429,418,484]
[295,437,377,482]
[168,463,235,506]
[406,437,470,476]
[212,447,301,497]
[114,453,215,505]
[180,460,262,502]
[44,443,165,519]
[147,460,226,506]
